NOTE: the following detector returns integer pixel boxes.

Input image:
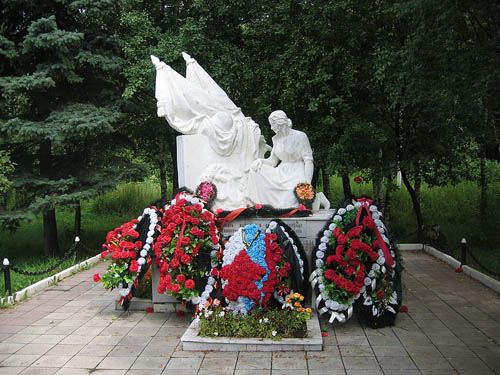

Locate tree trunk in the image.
[479,153,487,229]
[166,130,178,191]
[414,161,421,205]
[383,174,394,221]
[311,166,319,188]
[43,208,59,256]
[321,169,331,200]
[39,140,60,256]
[401,169,424,242]
[159,154,168,203]
[341,173,353,200]
[373,177,384,208]
[74,202,81,238]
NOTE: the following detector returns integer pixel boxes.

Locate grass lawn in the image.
[1,177,499,296]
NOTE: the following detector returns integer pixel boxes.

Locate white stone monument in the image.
[151,53,330,211]
[150,53,331,310]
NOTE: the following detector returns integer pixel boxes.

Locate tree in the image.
[0,1,144,255]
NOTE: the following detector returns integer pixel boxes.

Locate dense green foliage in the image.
[0,0,498,256]
[0,1,145,254]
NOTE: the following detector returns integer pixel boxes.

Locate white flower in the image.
[364,296,373,306]
[137,257,146,265]
[214,332,218,336]
[372,263,380,271]
[272,331,277,337]
[368,270,376,278]
[328,223,336,231]
[338,208,347,215]
[323,230,332,237]
[263,318,269,323]
[219,311,225,317]
[319,283,325,292]
[315,259,324,268]
[346,204,354,211]
[143,244,150,250]
[320,236,329,244]
[372,212,380,220]
[354,201,362,208]
[377,257,386,265]
[369,205,378,212]
[333,215,342,222]
[364,277,372,286]
[269,221,277,230]
[316,251,325,259]
[140,250,148,257]
[147,230,155,238]
[259,319,263,324]
[318,243,327,251]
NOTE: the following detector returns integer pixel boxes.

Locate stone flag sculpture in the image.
[151,53,329,211]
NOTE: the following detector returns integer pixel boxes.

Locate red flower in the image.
[347,226,363,238]
[215,208,223,215]
[93,274,101,282]
[400,305,409,313]
[211,267,218,277]
[299,204,307,211]
[321,332,329,337]
[455,267,463,273]
[337,234,348,245]
[171,258,180,269]
[362,216,376,230]
[354,176,363,183]
[129,260,139,273]
[185,279,195,289]
[101,251,109,259]
[180,236,190,246]
[376,290,386,300]
[181,254,193,264]
[201,211,213,221]
[135,241,143,249]
[333,228,342,237]
[255,204,262,210]
[176,274,186,283]
[170,283,180,293]
[145,307,153,313]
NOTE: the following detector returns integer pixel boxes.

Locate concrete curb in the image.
[1,253,102,306]
[397,243,500,295]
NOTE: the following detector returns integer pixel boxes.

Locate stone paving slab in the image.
[0,252,499,374]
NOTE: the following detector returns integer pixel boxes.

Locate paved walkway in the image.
[0,251,499,375]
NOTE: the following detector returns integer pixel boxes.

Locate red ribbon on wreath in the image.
[356,198,394,267]
[217,207,249,230]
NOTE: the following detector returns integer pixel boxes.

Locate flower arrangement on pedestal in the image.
[154,193,220,305]
[294,182,316,209]
[310,198,401,328]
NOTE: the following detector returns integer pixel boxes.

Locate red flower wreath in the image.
[154,193,219,302]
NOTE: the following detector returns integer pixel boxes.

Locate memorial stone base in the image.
[151,209,334,311]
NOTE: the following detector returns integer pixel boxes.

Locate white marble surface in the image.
[152,54,330,211]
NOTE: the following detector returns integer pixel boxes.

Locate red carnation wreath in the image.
[154,193,220,303]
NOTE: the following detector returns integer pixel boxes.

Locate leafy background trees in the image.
[0,0,498,255]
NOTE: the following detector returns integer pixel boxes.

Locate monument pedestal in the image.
[220,209,333,269]
[151,209,333,311]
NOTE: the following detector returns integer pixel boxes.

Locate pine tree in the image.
[0,1,144,255]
